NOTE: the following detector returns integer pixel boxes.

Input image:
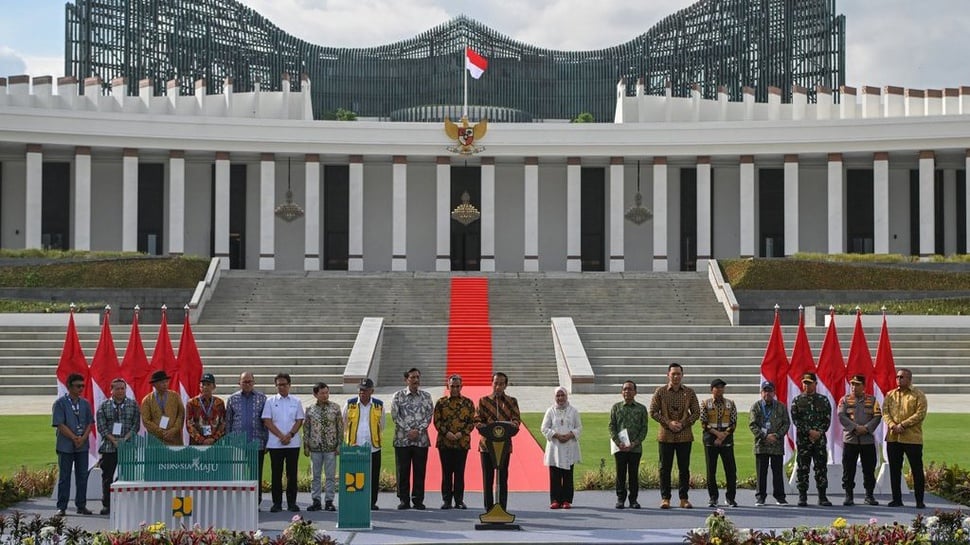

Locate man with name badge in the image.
[186,373,226,446]
[95,378,140,515]
[142,370,185,446]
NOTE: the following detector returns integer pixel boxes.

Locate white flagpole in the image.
[463,46,468,119]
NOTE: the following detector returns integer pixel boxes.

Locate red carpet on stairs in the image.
[420,278,548,494]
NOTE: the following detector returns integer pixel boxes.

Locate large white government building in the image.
[1,72,969,273]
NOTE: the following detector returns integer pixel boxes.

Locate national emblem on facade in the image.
[444,116,487,155]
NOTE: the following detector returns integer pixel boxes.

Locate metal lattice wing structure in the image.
[65,0,844,121]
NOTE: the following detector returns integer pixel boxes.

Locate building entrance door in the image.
[42,163,70,250]
[450,166,481,271]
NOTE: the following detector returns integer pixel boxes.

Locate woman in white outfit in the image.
[541,386,582,509]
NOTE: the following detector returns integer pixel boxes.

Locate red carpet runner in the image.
[421,277,547,494]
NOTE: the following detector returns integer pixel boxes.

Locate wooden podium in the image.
[476,420,521,530]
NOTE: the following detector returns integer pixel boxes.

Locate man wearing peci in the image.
[700,378,738,508]
[609,380,648,510]
[262,373,305,513]
[433,374,475,510]
[475,372,520,511]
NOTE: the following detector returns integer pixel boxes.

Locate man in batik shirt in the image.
[390,367,434,510]
[303,381,343,512]
[186,373,226,445]
[433,374,475,509]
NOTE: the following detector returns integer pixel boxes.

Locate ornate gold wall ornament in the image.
[444,116,487,155]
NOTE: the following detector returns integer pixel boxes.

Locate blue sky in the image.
[1,0,967,91]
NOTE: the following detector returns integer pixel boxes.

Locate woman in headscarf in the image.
[541,386,582,509]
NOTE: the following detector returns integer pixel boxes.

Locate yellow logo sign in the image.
[172,496,193,518]
[344,472,365,492]
[444,116,488,155]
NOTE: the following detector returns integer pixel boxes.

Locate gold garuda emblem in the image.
[444,116,487,155]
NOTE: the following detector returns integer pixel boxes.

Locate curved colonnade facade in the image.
[1,74,969,272]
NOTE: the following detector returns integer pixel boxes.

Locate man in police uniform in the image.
[837,374,882,506]
[790,372,832,506]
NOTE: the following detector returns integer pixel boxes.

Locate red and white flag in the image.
[89,307,121,465]
[177,309,203,404]
[786,307,816,463]
[872,313,897,462]
[121,308,151,404]
[760,308,789,402]
[845,310,874,394]
[816,309,846,463]
[466,47,488,79]
[149,306,179,398]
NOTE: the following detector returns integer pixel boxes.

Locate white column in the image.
[653,157,668,271]
[214,152,230,269]
[435,157,451,271]
[122,148,139,252]
[609,157,624,272]
[391,156,408,272]
[524,158,539,272]
[348,156,364,271]
[24,145,43,249]
[873,153,890,254]
[695,157,711,269]
[304,154,321,271]
[783,155,799,256]
[259,153,276,270]
[168,151,185,255]
[739,156,755,257]
[827,153,845,254]
[73,147,91,251]
[919,151,935,258]
[481,158,496,272]
[566,158,582,272]
[944,168,957,256]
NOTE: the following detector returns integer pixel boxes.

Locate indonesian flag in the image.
[786,308,816,463]
[149,306,179,400]
[872,313,897,462]
[760,308,789,406]
[466,47,487,79]
[121,309,151,404]
[816,309,846,463]
[845,310,875,395]
[89,307,121,466]
[177,310,203,404]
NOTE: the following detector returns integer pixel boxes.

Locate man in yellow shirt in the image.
[882,368,927,508]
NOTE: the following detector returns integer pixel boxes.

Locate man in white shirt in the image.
[262,372,305,513]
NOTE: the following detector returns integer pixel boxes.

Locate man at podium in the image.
[474,372,520,511]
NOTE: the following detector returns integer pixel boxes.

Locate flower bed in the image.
[686,509,970,545]
[0,513,337,545]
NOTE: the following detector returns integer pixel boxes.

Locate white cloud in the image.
[0,46,28,76]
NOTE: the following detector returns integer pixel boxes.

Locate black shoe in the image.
[55,509,66,517]
[455,502,467,510]
[77,508,93,515]
[818,496,832,507]
[325,501,336,512]
[397,502,410,510]
[888,500,903,507]
[916,502,926,509]
[99,507,110,515]
[629,501,641,509]
[270,505,282,513]
[615,501,625,509]
[864,496,879,506]
[307,501,322,512]
[797,497,808,507]
[775,498,789,505]
[441,502,452,510]
[727,499,738,507]
[843,497,854,506]
[371,503,380,510]
[413,502,426,510]
[288,505,300,512]
[708,500,717,508]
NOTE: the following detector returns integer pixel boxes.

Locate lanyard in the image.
[154,391,168,411]
[200,396,214,418]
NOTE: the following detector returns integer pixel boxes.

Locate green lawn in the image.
[4,413,966,485]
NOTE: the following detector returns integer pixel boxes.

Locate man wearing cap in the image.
[433,374,475,510]
[700,378,738,508]
[225,371,268,507]
[790,372,832,506]
[838,374,882,506]
[649,362,700,509]
[142,370,185,446]
[882,367,928,508]
[95,378,140,515]
[186,373,226,446]
[390,367,434,510]
[262,372,305,513]
[344,377,385,510]
[748,380,790,506]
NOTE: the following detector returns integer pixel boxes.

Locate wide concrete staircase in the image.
[581,325,970,395]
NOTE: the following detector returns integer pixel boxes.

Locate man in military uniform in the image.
[790,372,832,506]
[837,374,882,506]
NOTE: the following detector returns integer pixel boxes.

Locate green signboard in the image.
[117,433,260,482]
[337,445,372,530]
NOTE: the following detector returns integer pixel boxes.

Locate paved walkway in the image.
[5,489,958,545]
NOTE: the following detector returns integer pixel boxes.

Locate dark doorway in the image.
[209,164,247,269]
[450,166,481,271]
[959,171,967,254]
[137,164,164,255]
[42,163,71,250]
[680,168,698,271]
[909,169,944,256]
[847,169,874,253]
[580,167,605,271]
[758,169,784,257]
[324,165,349,270]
